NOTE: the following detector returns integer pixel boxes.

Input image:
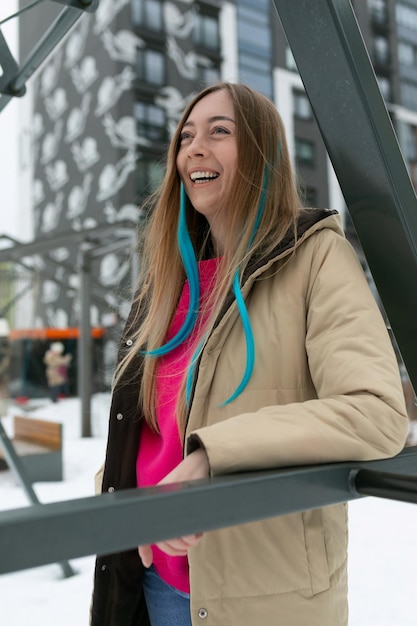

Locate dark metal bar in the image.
[50,0,99,10]
[9,7,82,95]
[351,469,417,504]
[0,92,12,113]
[0,29,19,111]
[0,420,41,504]
[0,447,416,575]
[78,245,92,438]
[0,222,136,262]
[0,28,22,95]
[0,232,133,304]
[0,420,75,578]
[0,1,98,112]
[272,0,417,391]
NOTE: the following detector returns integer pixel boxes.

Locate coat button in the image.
[198,608,208,619]
[101,564,107,571]
[108,486,115,493]
[116,412,123,420]
[126,339,133,346]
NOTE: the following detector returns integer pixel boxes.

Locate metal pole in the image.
[0,420,41,503]
[78,245,92,437]
[351,469,417,504]
[0,2,99,112]
[7,10,82,96]
[0,29,20,112]
[271,0,417,391]
[50,0,98,8]
[0,420,75,578]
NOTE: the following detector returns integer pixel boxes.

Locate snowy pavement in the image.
[0,395,416,625]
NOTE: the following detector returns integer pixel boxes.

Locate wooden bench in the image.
[0,416,63,482]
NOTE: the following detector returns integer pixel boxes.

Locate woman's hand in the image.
[138,448,210,568]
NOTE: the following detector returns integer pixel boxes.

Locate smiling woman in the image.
[90,82,408,626]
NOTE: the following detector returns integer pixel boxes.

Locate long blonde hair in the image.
[115,82,302,432]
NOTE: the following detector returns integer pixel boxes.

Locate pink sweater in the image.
[136,258,220,593]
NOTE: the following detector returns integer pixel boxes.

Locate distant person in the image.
[43,342,72,403]
[91,82,408,626]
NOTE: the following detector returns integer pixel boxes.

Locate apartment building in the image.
[16,0,417,376]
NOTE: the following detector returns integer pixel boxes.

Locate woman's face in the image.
[176,89,238,251]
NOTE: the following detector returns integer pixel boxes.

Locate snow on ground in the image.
[0,395,416,625]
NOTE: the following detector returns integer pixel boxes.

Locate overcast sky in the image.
[0,1,20,239]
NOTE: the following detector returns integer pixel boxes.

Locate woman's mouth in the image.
[189,171,219,184]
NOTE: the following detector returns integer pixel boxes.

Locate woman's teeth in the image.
[190,171,219,183]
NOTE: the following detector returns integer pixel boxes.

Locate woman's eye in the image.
[212,126,229,135]
[179,132,192,142]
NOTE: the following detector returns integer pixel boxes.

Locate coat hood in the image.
[242,208,342,286]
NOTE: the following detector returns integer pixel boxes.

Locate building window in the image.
[196,64,221,87]
[238,4,271,54]
[194,12,220,51]
[240,0,270,9]
[293,90,312,120]
[136,48,165,86]
[134,102,167,143]
[131,0,164,32]
[304,187,317,207]
[239,68,272,98]
[239,52,272,98]
[396,3,417,32]
[398,42,417,66]
[295,138,315,167]
[285,47,298,72]
[401,122,417,161]
[376,74,391,101]
[401,81,417,112]
[373,35,390,65]
[137,158,165,197]
[367,0,388,25]
[237,0,272,97]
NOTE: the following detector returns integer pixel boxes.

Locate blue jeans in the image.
[143,565,192,626]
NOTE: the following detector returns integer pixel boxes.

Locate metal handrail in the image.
[0,446,416,576]
[351,468,417,503]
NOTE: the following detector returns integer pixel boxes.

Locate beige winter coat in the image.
[91,211,408,626]
[184,213,408,625]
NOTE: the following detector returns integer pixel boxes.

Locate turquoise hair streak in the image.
[144,183,200,357]
[220,166,269,406]
[187,144,280,405]
[186,167,269,407]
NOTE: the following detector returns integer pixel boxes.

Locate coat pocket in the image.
[302,509,331,594]
[190,511,333,600]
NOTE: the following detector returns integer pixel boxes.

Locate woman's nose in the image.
[186,135,208,158]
